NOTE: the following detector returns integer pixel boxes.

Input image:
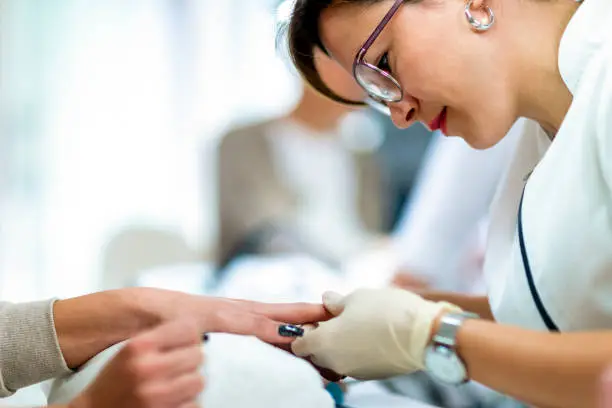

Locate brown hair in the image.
[281,0,384,107]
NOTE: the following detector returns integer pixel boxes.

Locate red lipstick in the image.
[428,107,448,134]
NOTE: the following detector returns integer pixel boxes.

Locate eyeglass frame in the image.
[352,0,405,106]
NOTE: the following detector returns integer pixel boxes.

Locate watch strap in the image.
[432,312,479,348]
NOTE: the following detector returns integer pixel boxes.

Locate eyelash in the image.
[377,52,392,73]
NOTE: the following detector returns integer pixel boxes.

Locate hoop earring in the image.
[464,0,495,32]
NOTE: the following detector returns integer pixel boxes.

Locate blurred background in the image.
[0,0,436,301]
[0,0,290,299]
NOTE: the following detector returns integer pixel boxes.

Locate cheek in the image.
[390,9,464,91]
[395,49,436,97]
[393,34,468,101]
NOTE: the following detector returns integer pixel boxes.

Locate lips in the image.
[428,107,448,134]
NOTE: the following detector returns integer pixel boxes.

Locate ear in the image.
[470,0,486,9]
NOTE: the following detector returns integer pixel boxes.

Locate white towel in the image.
[47,334,334,408]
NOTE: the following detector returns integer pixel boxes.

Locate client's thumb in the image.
[322,291,345,316]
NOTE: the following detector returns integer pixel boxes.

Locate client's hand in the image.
[139,289,332,345]
[70,319,204,408]
[52,288,332,372]
[291,288,460,380]
[205,298,333,344]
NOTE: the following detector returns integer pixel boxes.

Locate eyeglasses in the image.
[352,0,404,115]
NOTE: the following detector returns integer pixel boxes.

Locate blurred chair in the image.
[101,226,200,290]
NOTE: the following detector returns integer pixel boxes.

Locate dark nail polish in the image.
[278,325,305,338]
[202,333,209,342]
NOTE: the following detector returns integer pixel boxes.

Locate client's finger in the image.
[136,319,201,351]
[212,308,298,344]
[243,301,334,324]
[149,345,204,379]
[152,372,204,406]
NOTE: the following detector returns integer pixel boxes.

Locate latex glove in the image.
[291,288,461,380]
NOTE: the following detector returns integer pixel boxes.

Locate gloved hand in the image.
[291,288,461,380]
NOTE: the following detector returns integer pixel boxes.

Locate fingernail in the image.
[202,333,209,342]
[278,325,305,338]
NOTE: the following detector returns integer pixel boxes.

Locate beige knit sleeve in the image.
[0,299,72,397]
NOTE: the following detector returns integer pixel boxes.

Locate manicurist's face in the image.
[319,0,520,148]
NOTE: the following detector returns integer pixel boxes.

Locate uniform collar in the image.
[558,0,612,94]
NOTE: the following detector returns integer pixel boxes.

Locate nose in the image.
[389,97,418,129]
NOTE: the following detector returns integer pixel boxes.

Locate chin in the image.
[444,127,490,150]
[463,136,497,150]
[448,100,519,149]
[452,120,509,150]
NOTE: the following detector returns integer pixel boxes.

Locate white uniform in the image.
[485,0,612,331]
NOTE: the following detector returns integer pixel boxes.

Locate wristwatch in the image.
[424,311,479,385]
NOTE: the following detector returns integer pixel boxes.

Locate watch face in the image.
[424,345,468,385]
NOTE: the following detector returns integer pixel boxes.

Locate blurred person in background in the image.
[216,49,386,271]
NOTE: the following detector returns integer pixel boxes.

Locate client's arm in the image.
[0,300,72,398]
[1,291,154,397]
[52,289,159,370]
[1,287,329,396]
